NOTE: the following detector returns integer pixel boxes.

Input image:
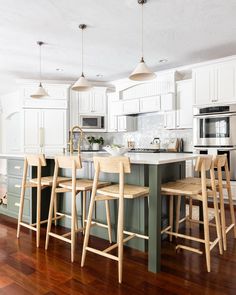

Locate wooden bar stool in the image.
[178,154,236,251]
[161,156,223,272]
[45,155,111,262]
[81,156,149,283]
[17,154,69,247]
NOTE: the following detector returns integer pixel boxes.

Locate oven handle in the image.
[194,112,236,119]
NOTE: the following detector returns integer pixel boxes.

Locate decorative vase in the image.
[92,143,100,151]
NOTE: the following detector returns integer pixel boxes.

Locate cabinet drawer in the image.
[7,159,28,177]
[7,194,30,217]
[7,177,30,198]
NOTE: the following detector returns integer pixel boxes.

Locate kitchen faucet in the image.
[68,125,84,154]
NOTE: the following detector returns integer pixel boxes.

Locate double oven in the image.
[193,105,236,180]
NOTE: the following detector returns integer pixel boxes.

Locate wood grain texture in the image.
[0,213,236,294]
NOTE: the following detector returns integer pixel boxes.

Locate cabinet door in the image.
[91,91,106,114]
[78,92,91,113]
[118,116,127,132]
[161,93,175,111]
[216,61,236,103]
[108,115,118,132]
[140,96,161,113]
[193,66,215,105]
[42,109,67,152]
[23,109,41,151]
[176,80,193,129]
[70,91,79,127]
[164,111,176,129]
[123,99,139,115]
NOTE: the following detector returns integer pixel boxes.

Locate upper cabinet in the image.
[139,96,161,113]
[193,59,236,105]
[20,82,70,109]
[176,80,193,129]
[78,87,107,115]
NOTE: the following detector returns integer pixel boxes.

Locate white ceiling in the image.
[0,0,236,94]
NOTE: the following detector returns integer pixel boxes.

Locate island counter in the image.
[0,152,197,273]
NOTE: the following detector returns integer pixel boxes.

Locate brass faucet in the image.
[69,126,84,154]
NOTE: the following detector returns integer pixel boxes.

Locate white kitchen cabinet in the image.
[139,96,161,113]
[122,99,139,115]
[78,87,107,114]
[176,80,193,129]
[216,60,236,103]
[107,99,123,132]
[193,65,214,105]
[21,83,70,109]
[69,89,79,127]
[193,59,236,105]
[163,111,176,129]
[161,93,175,111]
[23,108,67,153]
[117,116,137,132]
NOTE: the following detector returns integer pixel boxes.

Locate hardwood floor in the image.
[0,213,236,295]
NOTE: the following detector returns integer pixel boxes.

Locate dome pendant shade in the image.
[129,58,156,81]
[72,73,92,92]
[30,83,49,98]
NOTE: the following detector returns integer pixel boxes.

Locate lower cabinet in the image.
[0,158,52,224]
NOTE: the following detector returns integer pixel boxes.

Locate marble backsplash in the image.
[85,113,193,152]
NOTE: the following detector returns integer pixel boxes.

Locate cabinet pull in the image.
[14,184,21,188]
[39,127,44,148]
[14,166,21,170]
[15,202,20,207]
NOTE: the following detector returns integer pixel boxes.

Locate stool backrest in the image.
[26,154,46,167]
[93,156,131,174]
[195,156,216,197]
[55,155,82,169]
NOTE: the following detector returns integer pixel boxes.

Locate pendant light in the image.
[129,0,156,81]
[31,41,49,98]
[72,24,92,92]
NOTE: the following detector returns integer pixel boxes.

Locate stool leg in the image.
[175,195,181,234]
[17,159,28,238]
[71,192,76,262]
[82,191,86,234]
[117,196,124,284]
[213,190,223,255]
[169,195,173,242]
[74,196,79,232]
[45,161,58,250]
[189,197,193,229]
[227,184,236,238]
[202,196,210,272]
[218,185,227,251]
[36,165,42,248]
[54,196,57,226]
[81,171,99,267]
[105,200,112,243]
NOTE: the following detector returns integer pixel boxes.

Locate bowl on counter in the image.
[103,145,129,156]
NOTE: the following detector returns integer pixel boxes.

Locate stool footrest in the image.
[86,246,119,261]
[19,222,37,231]
[48,232,72,244]
[225,223,235,234]
[176,244,203,255]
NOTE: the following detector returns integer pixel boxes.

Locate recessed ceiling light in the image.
[159,59,168,63]
[56,68,64,72]
[96,74,103,78]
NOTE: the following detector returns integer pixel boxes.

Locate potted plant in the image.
[87,136,104,151]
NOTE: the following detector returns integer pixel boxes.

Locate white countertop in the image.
[0,152,197,165]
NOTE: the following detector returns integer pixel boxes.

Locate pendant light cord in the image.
[81,26,84,76]
[39,43,42,83]
[141,2,144,62]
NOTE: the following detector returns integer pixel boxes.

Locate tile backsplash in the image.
[85,113,193,152]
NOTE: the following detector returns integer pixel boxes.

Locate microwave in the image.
[80,115,105,129]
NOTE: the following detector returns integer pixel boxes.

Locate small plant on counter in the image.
[87,136,104,150]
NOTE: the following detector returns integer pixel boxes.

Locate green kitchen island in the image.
[0,151,196,274]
